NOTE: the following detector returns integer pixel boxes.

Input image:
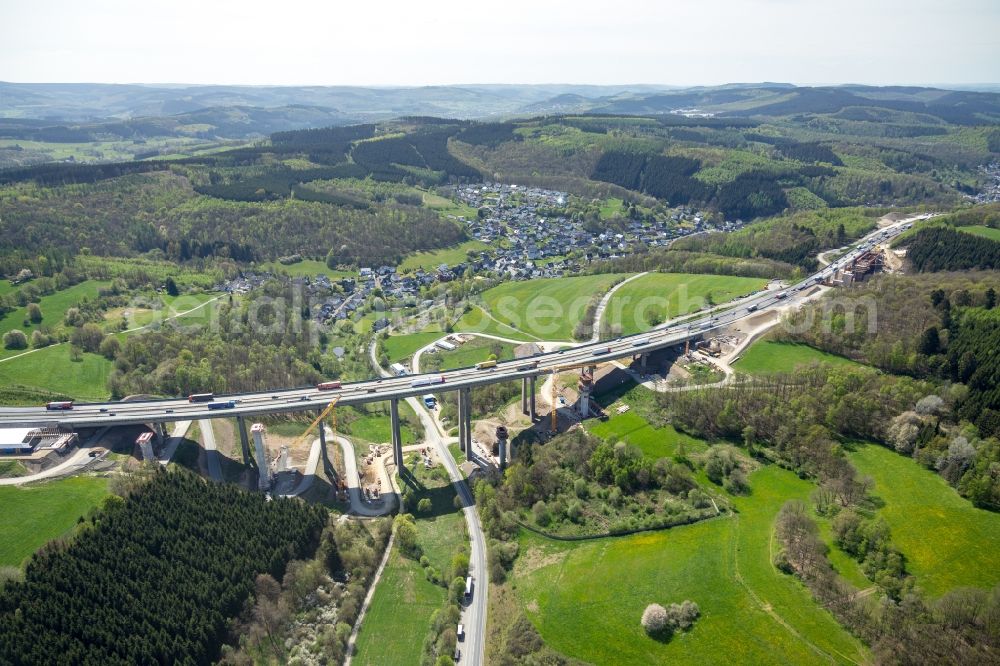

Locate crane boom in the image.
[288,396,339,452]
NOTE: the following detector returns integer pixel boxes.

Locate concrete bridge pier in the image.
[390,398,403,470]
[152,422,167,446]
[496,425,509,470]
[236,415,254,468]
[457,389,468,454]
[521,377,529,414]
[460,387,472,460]
[578,366,595,418]
[528,376,537,421]
[640,353,649,373]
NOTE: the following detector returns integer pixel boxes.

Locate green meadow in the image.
[0,477,110,567]
[605,272,766,335]
[477,274,627,340]
[734,340,863,375]
[516,465,867,665]
[850,443,1000,597]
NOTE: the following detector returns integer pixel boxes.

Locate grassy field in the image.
[454,305,534,342]
[399,240,489,272]
[588,410,709,459]
[345,403,419,445]
[477,274,627,340]
[605,272,767,335]
[421,190,479,220]
[958,225,1000,241]
[0,280,111,359]
[0,345,113,401]
[434,337,516,371]
[849,443,1000,597]
[734,340,863,375]
[0,476,110,567]
[517,465,867,665]
[599,197,625,219]
[383,332,445,363]
[352,546,444,666]
[353,461,465,665]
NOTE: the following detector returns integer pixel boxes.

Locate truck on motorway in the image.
[747,304,759,312]
[411,375,445,388]
[475,359,498,369]
[775,291,788,300]
[423,394,437,408]
[207,401,237,410]
[516,360,539,371]
[316,381,342,391]
[188,393,214,403]
[631,337,650,347]
[591,347,612,356]
[45,401,74,411]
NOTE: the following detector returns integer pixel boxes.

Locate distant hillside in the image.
[588,85,1000,126]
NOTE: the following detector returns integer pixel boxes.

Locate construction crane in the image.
[287,396,339,452]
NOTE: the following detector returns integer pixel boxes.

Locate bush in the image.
[2,330,27,350]
[30,330,52,348]
[641,603,668,634]
[417,497,433,514]
[26,303,42,323]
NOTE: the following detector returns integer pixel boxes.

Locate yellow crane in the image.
[287,396,339,452]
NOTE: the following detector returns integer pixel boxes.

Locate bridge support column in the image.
[390,398,403,470]
[461,387,473,460]
[152,422,166,446]
[457,389,467,455]
[528,376,537,421]
[521,377,528,414]
[640,353,648,373]
[578,366,596,419]
[236,415,253,467]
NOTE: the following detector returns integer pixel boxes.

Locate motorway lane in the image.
[0,216,920,430]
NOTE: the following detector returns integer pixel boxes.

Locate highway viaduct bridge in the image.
[0,220,912,470]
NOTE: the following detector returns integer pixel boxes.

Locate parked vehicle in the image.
[423,394,437,408]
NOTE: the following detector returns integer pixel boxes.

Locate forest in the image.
[674,207,876,269]
[903,226,1000,272]
[0,470,328,665]
[779,270,1000,444]
[0,170,466,266]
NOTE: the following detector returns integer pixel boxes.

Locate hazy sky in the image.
[1,0,998,86]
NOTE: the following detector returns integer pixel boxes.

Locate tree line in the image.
[774,500,1000,665]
